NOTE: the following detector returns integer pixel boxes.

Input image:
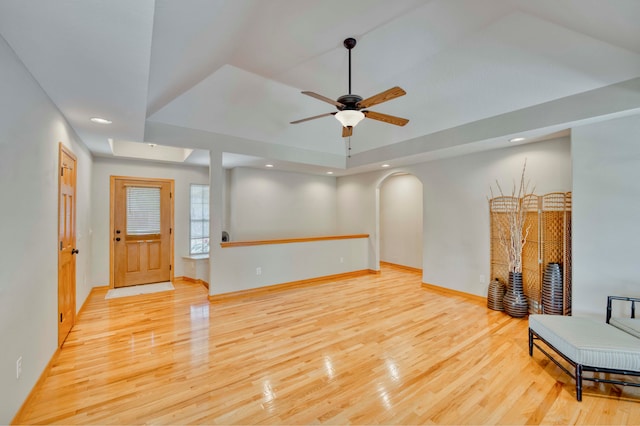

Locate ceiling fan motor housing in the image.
[336,94,363,111]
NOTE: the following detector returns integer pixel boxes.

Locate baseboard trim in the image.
[380,261,422,274]
[175,276,209,289]
[92,285,109,290]
[421,282,486,305]
[209,270,373,303]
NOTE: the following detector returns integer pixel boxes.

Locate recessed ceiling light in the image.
[90,117,112,124]
[265,164,274,168]
[509,137,526,143]
[381,164,391,168]
[326,171,334,175]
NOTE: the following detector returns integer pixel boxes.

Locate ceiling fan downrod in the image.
[344,37,356,95]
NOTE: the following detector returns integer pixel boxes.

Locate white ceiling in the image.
[1,0,639,175]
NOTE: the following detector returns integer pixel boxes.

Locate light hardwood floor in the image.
[14,265,640,424]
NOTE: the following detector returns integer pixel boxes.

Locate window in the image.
[190,184,210,255]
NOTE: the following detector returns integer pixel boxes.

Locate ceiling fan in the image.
[290,37,409,137]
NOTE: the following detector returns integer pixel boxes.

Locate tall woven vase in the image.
[503,272,528,317]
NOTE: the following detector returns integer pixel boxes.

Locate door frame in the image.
[109,176,175,289]
[58,143,77,347]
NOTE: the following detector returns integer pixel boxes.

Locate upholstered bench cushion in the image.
[529,314,640,371]
[609,317,640,339]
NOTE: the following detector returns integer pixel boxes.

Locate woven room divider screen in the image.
[490,192,572,315]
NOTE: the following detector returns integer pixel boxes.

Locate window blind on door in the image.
[126,186,161,235]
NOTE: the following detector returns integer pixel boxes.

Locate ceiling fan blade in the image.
[302,91,345,108]
[363,110,409,126]
[342,126,353,138]
[290,112,335,124]
[357,86,406,109]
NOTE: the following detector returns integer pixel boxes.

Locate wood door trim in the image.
[109,176,175,289]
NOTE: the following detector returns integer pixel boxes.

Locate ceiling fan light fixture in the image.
[335,110,365,128]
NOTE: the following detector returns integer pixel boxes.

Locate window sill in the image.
[182,254,210,260]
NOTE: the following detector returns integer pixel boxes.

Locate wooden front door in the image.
[58,144,77,347]
[111,177,173,288]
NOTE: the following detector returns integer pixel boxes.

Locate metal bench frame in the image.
[606,295,637,323]
[528,327,640,401]
[529,296,640,401]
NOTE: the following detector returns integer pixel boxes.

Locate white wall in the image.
[223,168,231,234]
[214,238,369,294]
[336,172,378,269]
[416,138,571,296]
[228,167,338,240]
[380,174,423,269]
[90,157,209,285]
[572,113,640,316]
[73,144,94,313]
[0,34,93,424]
[337,137,572,296]
[210,165,359,295]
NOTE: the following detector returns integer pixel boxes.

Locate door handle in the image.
[115,237,121,242]
[71,248,79,255]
